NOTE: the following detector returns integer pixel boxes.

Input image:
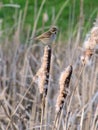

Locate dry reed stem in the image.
[0,87,7,101]
[91,105,98,130]
[6,77,36,129]
[30,0,46,43]
[1,102,18,130]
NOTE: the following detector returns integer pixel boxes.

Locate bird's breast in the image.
[51,33,56,41]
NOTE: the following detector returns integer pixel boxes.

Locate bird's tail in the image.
[28,37,38,42]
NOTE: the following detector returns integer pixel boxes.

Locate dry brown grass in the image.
[0,25,98,130]
[0,2,98,130]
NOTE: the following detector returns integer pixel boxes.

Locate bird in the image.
[31,26,58,44]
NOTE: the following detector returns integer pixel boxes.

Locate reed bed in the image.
[0,24,98,129]
[0,1,98,130]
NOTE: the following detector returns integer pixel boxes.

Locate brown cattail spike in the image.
[38,45,51,97]
[81,21,98,65]
[91,26,98,43]
[56,65,73,113]
[81,49,94,65]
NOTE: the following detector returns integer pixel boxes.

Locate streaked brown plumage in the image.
[34,26,58,44]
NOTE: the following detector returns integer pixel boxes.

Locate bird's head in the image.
[49,26,58,34]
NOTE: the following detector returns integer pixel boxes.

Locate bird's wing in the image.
[35,31,51,40]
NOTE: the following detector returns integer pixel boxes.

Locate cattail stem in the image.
[52,111,60,130]
[40,95,45,130]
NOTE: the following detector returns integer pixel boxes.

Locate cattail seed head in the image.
[83,36,97,50]
[81,21,98,65]
[91,26,98,44]
[80,49,93,65]
[43,12,48,23]
[56,65,73,113]
[38,45,51,97]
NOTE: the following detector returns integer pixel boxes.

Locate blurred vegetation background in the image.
[0,0,98,41]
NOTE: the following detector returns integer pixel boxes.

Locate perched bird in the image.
[33,26,58,44]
